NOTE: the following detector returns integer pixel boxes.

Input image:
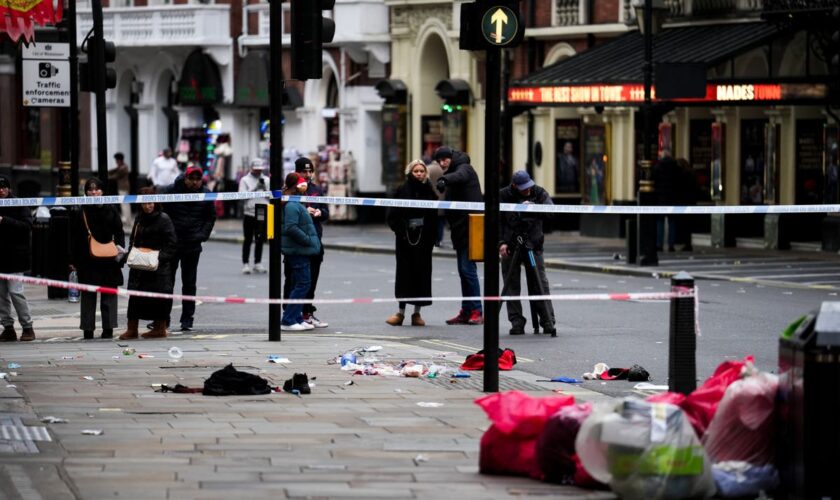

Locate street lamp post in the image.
[634,0,666,266]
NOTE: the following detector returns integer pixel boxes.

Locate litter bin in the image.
[46,207,71,299]
[777,302,840,499]
[30,214,50,278]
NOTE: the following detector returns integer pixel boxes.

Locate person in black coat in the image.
[0,175,36,342]
[433,146,484,325]
[651,151,681,252]
[69,178,126,339]
[385,160,439,326]
[120,186,178,340]
[157,166,216,332]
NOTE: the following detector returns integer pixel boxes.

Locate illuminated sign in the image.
[508,83,827,105]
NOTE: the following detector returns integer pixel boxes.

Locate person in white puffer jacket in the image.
[238,158,270,274]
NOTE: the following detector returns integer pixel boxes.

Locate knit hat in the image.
[432,146,453,161]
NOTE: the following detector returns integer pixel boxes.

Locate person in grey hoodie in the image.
[280,173,321,331]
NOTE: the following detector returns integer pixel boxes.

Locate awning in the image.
[508,22,834,107]
[435,79,472,105]
[179,49,223,106]
[234,50,302,109]
[375,79,408,104]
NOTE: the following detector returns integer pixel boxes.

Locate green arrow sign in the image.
[481,6,519,46]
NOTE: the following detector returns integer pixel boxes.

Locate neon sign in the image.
[508,83,827,105]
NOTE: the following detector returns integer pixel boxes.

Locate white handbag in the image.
[126,246,159,271]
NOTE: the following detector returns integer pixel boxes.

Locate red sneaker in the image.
[445,310,469,325]
[467,310,484,325]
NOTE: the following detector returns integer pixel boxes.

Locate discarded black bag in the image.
[202,364,272,396]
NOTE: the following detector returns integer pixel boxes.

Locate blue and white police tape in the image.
[1,190,839,215]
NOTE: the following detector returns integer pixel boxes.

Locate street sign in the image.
[481,5,519,46]
[22,42,70,108]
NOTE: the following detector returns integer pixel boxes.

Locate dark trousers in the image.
[169,250,201,328]
[242,215,265,264]
[284,251,323,315]
[501,249,554,329]
[79,291,118,330]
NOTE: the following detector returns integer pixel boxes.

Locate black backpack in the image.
[202,364,272,396]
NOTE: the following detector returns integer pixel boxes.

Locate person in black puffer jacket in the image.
[0,176,36,342]
[157,166,216,332]
[69,178,126,340]
[433,146,484,326]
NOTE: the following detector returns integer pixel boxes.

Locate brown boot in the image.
[141,320,168,339]
[19,327,35,342]
[1,326,18,342]
[119,319,140,340]
[411,313,425,327]
[385,312,404,326]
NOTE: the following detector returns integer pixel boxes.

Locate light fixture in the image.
[632,0,668,35]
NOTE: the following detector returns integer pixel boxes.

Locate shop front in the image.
[509,21,838,247]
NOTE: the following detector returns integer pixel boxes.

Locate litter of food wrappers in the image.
[331,346,517,377]
[475,355,782,499]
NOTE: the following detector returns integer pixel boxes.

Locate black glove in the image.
[436,178,447,193]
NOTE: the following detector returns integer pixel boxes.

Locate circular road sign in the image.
[481,6,519,46]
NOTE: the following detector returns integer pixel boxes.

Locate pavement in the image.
[2,218,838,498]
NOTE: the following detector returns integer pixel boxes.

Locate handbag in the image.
[126,224,160,271]
[82,210,119,259]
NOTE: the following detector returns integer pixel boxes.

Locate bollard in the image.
[668,271,696,395]
[625,219,637,264]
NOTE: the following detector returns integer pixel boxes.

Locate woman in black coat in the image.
[69,178,126,339]
[120,186,178,340]
[385,160,439,326]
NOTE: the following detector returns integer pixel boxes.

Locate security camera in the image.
[38,62,59,78]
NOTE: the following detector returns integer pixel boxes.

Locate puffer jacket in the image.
[69,205,126,287]
[440,151,483,249]
[281,201,321,256]
[158,174,216,252]
[499,184,553,251]
[0,195,32,273]
[126,210,178,293]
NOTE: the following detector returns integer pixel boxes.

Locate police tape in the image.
[0,273,695,305]
[1,190,839,215]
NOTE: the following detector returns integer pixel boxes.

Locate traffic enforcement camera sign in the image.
[22,42,70,108]
[460,1,523,51]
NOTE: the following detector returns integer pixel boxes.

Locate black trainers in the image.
[543,326,557,336]
[0,326,17,342]
[282,373,311,395]
[509,325,525,335]
[101,329,113,339]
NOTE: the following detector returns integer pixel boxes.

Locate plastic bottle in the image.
[68,271,80,303]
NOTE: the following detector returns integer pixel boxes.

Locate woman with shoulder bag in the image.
[385,160,439,326]
[69,178,126,339]
[120,186,178,340]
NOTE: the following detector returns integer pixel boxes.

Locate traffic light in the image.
[80,36,117,92]
[460,0,524,51]
[290,0,335,80]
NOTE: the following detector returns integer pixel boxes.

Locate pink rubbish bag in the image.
[702,372,779,465]
[475,390,575,479]
[648,356,752,437]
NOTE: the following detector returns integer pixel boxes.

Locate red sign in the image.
[0,0,63,43]
[508,83,827,106]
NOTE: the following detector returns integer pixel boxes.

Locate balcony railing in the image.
[77,5,231,47]
[623,0,762,22]
[555,0,581,26]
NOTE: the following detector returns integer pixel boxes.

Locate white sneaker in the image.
[280,323,306,331]
[301,322,315,330]
[304,315,329,328]
[253,263,267,274]
[242,264,252,275]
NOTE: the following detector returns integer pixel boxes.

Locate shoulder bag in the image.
[126,224,160,271]
[83,210,119,259]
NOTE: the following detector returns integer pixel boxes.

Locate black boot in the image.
[101,329,113,339]
[83,330,94,340]
[0,326,17,342]
[282,373,311,395]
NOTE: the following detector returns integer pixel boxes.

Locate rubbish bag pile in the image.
[476,356,781,498]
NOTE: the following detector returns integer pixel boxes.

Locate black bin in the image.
[46,208,71,299]
[30,215,50,278]
[777,302,840,499]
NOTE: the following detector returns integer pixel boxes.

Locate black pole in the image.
[668,271,696,394]
[67,0,79,196]
[637,0,658,266]
[90,0,109,190]
[268,0,283,341]
[483,47,501,393]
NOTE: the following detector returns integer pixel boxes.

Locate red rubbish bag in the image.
[475,390,575,479]
[647,356,752,437]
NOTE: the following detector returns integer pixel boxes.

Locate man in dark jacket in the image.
[499,171,556,335]
[283,157,330,328]
[434,146,484,325]
[157,166,216,332]
[0,176,36,342]
[651,150,680,252]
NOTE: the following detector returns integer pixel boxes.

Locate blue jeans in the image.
[281,255,311,325]
[456,248,482,313]
[656,216,677,249]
